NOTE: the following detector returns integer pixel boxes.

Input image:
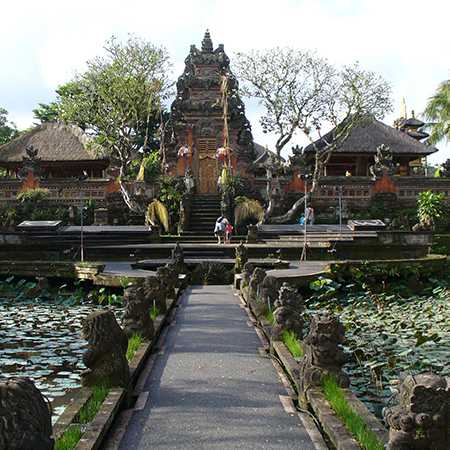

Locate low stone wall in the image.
[238,264,449,450]
[0,261,183,450]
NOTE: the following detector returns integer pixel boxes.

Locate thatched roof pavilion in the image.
[304,116,437,176]
[0,122,109,178]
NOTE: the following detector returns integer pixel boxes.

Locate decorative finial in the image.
[401,97,407,119]
[411,109,415,118]
[201,29,213,53]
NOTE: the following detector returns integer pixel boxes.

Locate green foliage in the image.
[142,150,161,181]
[78,384,109,423]
[265,309,275,325]
[87,286,123,306]
[126,333,143,361]
[191,262,233,285]
[282,330,303,358]
[32,102,59,123]
[150,304,159,320]
[118,276,133,289]
[158,175,185,231]
[54,425,83,450]
[0,107,19,145]
[322,375,384,450]
[234,196,264,227]
[417,191,447,227]
[50,36,172,174]
[146,199,170,232]
[424,79,450,145]
[16,187,50,203]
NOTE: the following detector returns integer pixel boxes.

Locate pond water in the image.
[306,285,450,418]
[0,298,122,422]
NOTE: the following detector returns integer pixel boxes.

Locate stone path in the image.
[116,285,320,450]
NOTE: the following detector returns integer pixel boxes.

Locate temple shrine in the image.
[166,30,260,193]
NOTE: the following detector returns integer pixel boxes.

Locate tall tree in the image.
[424,79,450,145]
[233,48,392,222]
[33,102,59,124]
[0,108,19,145]
[55,35,173,210]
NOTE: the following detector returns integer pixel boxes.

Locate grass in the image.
[54,425,83,450]
[281,330,303,358]
[150,304,159,320]
[126,333,143,361]
[265,309,275,325]
[78,384,110,424]
[322,375,385,450]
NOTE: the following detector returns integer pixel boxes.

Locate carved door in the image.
[196,138,218,194]
[198,156,218,193]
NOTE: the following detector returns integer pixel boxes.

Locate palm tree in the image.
[424,79,450,145]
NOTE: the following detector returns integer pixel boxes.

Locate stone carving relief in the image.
[271,282,303,340]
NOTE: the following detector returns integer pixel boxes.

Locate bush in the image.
[417,191,447,229]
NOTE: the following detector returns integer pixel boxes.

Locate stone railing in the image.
[310,176,450,208]
[0,178,157,207]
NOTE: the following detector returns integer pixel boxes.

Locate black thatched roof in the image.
[0,122,108,163]
[304,117,437,156]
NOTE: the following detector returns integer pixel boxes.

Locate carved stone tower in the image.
[167,30,255,193]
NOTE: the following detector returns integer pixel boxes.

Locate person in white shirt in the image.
[214,216,229,244]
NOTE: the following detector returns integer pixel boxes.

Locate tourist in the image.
[225,221,233,244]
[305,206,315,225]
[298,214,306,226]
[214,215,228,244]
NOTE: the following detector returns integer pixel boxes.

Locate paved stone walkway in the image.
[117,285,319,450]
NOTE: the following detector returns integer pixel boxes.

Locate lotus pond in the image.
[0,277,123,422]
[306,275,450,418]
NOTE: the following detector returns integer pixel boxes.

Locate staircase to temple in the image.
[184,194,222,236]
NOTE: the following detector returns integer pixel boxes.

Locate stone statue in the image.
[144,276,163,315]
[235,241,248,274]
[298,313,349,395]
[81,310,130,388]
[18,144,42,180]
[241,262,255,289]
[0,377,53,450]
[171,242,185,273]
[247,224,258,243]
[255,275,279,318]
[184,168,195,193]
[123,283,154,340]
[383,373,449,450]
[247,267,266,308]
[271,282,303,340]
[369,144,396,180]
[155,265,177,312]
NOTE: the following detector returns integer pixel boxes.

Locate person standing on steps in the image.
[225,221,233,244]
[214,215,229,244]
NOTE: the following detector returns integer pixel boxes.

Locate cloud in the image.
[1,0,448,163]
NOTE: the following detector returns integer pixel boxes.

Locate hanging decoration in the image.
[216,74,233,169]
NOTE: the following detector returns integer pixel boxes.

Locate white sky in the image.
[1,0,449,164]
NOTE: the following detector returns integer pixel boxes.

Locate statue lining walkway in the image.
[113,285,321,449]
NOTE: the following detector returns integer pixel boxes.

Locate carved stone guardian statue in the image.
[247,267,266,310]
[369,144,396,180]
[235,241,248,274]
[383,373,449,450]
[241,262,254,290]
[171,242,185,273]
[123,283,154,340]
[271,282,303,340]
[0,377,53,450]
[81,310,130,388]
[298,313,349,395]
[254,275,279,318]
